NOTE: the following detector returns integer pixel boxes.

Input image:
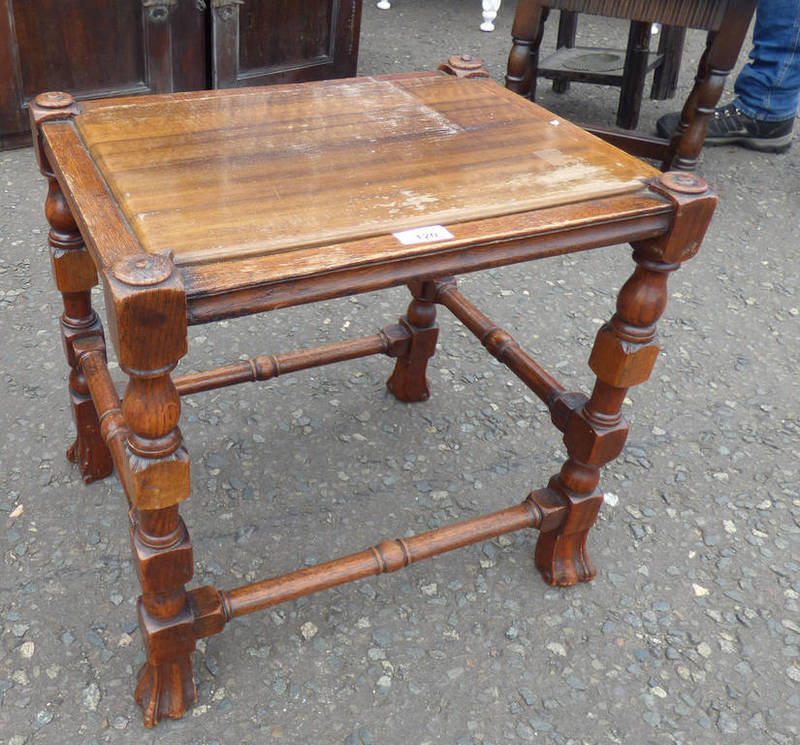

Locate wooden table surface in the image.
[74,74,660,267]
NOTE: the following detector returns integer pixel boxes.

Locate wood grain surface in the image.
[74,74,660,269]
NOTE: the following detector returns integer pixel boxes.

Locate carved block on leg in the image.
[387,281,440,403]
[131,531,197,720]
[535,395,624,586]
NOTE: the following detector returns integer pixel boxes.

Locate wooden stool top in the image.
[37,72,676,321]
[74,73,658,265]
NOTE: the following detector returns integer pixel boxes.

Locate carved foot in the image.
[387,357,432,402]
[134,657,197,727]
[66,394,113,483]
[534,528,596,586]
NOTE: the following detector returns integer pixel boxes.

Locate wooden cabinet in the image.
[214,0,363,87]
[0,0,363,149]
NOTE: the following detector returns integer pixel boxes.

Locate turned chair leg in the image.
[535,248,679,585]
[651,25,686,100]
[505,1,548,99]
[616,20,652,130]
[42,170,112,482]
[386,279,441,402]
[552,10,578,93]
[662,5,754,171]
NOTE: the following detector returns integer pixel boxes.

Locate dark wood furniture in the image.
[1,0,362,149]
[31,66,716,726]
[541,10,687,129]
[506,0,758,171]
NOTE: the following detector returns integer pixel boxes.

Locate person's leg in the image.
[657,0,799,152]
[734,0,800,121]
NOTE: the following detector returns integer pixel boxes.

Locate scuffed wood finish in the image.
[33,69,719,726]
[180,190,674,319]
[73,74,660,265]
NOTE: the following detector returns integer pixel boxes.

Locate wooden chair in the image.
[506,0,758,171]
[31,58,717,726]
[540,11,687,129]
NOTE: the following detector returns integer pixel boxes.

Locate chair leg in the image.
[552,10,578,93]
[42,172,112,483]
[505,1,548,99]
[386,280,440,403]
[662,2,756,171]
[535,248,679,585]
[651,25,686,100]
[617,20,652,130]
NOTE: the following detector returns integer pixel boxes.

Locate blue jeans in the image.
[734,0,800,120]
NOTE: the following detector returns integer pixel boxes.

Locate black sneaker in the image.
[656,103,794,153]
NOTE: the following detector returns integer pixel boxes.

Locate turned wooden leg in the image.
[132,506,197,726]
[617,21,652,130]
[42,170,112,482]
[386,279,441,403]
[651,25,685,101]
[107,254,195,726]
[552,10,578,94]
[505,1,548,99]
[662,3,755,171]
[536,250,679,585]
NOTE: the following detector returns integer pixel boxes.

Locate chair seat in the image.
[74,74,659,272]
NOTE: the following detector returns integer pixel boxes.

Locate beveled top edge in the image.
[40,120,148,272]
[180,186,674,301]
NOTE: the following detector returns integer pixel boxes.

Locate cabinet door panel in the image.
[1,0,205,148]
[212,0,362,88]
[14,0,146,98]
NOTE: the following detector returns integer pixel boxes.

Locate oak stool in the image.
[31,64,717,726]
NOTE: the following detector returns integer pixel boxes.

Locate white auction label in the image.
[393,225,454,245]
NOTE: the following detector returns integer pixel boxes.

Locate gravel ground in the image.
[1,2,799,744]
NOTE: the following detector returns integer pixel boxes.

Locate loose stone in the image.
[301,621,319,640]
[82,682,101,711]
